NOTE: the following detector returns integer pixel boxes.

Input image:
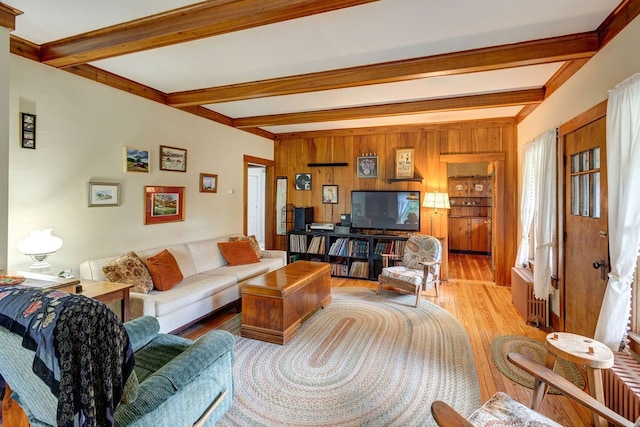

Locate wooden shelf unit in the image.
[287,230,409,281]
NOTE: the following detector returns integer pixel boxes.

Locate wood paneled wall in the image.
[274,119,518,285]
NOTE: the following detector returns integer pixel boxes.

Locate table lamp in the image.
[422,192,450,235]
[17,228,63,270]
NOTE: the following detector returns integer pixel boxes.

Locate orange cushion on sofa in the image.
[146,249,184,291]
[218,240,260,266]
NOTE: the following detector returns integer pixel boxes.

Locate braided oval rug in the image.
[217,287,480,426]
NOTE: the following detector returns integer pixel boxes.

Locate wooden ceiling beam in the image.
[233,88,544,128]
[167,33,596,107]
[0,3,22,31]
[39,0,377,68]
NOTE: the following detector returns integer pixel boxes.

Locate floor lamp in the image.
[422,192,451,236]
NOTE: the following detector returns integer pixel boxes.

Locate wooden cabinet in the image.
[449,218,491,252]
[448,176,492,254]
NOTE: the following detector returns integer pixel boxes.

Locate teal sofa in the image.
[0,315,235,426]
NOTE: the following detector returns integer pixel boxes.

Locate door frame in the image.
[557,100,608,332]
[243,155,275,249]
[440,152,505,284]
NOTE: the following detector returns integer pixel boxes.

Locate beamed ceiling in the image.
[4,0,640,140]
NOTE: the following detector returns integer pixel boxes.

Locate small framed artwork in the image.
[88,182,120,207]
[395,148,414,179]
[199,173,218,193]
[123,147,150,173]
[160,145,187,172]
[356,155,378,178]
[322,185,338,204]
[21,113,36,149]
[144,186,185,225]
[295,173,312,190]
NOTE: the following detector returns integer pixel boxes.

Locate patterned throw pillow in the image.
[218,241,261,266]
[146,249,183,291]
[102,251,154,294]
[228,235,262,258]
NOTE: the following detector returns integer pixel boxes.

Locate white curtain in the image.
[515,144,536,267]
[594,73,640,350]
[532,129,557,299]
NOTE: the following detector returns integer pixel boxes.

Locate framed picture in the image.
[160,145,187,172]
[88,182,120,207]
[21,113,36,149]
[123,147,150,173]
[395,148,414,179]
[356,155,378,178]
[199,173,218,193]
[322,185,338,204]
[144,186,185,225]
[295,173,312,190]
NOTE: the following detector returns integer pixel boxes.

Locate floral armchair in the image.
[377,234,442,307]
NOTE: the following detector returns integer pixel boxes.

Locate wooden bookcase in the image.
[287,230,409,281]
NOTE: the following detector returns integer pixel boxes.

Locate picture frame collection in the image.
[84,144,218,225]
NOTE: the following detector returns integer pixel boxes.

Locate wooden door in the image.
[470,218,490,252]
[448,178,468,197]
[564,117,608,337]
[449,218,469,251]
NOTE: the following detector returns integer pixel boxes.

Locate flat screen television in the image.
[350,190,421,232]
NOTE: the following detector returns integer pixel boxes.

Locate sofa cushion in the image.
[137,244,197,279]
[187,237,228,273]
[201,257,281,281]
[228,235,262,258]
[102,251,154,294]
[218,241,260,266]
[151,274,238,317]
[146,249,184,291]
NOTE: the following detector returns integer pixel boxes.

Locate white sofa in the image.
[79,234,287,333]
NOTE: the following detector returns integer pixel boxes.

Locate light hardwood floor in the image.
[179,254,592,426]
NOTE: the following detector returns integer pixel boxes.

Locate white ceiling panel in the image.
[6,0,626,135]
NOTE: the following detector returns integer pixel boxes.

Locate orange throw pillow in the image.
[146,249,184,291]
[218,241,261,266]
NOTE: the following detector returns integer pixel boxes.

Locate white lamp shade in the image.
[18,228,63,255]
[422,192,451,210]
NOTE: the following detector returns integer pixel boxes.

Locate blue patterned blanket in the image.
[0,285,134,426]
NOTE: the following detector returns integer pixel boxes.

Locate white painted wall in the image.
[0,27,9,270]
[8,55,273,273]
[517,14,640,315]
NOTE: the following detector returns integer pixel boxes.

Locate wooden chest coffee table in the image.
[240,260,331,345]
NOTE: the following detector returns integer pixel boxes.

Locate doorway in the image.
[243,155,276,250]
[447,162,494,282]
[247,165,266,248]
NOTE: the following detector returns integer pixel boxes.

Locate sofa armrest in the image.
[124,316,160,352]
[154,330,235,390]
[262,249,287,265]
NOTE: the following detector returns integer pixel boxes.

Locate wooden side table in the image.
[78,280,133,322]
[535,332,614,427]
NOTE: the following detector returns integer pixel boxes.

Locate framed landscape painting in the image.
[199,173,218,193]
[160,145,187,172]
[144,186,185,224]
[88,182,120,207]
[123,147,150,173]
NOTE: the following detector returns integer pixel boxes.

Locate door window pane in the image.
[570,148,601,218]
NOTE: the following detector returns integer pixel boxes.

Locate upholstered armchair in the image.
[378,234,442,307]
[0,286,234,427]
[431,352,635,427]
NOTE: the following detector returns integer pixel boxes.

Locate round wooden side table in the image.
[541,332,614,427]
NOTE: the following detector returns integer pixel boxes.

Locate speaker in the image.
[340,213,351,226]
[294,207,314,230]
